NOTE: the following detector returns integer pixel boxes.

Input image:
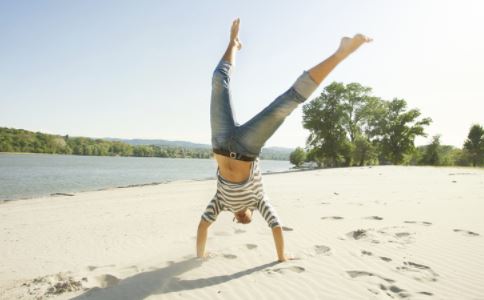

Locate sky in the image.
[1,0,483,149]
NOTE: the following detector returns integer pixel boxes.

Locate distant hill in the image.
[103,137,293,160]
[103,138,211,149]
[0,126,293,160]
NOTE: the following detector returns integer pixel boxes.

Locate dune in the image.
[1,166,483,299]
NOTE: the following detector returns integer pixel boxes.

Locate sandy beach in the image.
[1,166,483,299]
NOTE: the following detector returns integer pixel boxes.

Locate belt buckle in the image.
[229,151,237,159]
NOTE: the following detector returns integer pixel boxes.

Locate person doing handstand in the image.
[197,18,372,262]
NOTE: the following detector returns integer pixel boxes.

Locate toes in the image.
[354,33,373,43]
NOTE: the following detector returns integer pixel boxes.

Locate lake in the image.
[0,153,293,201]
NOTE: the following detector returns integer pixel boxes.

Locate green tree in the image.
[452,148,471,166]
[352,134,377,166]
[306,147,324,168]
[373,99,431,164]
[463,124,484,166]
[302,82,349,167]
[289,147,306,167]
[420,135,442,166]
[341,83,373,143]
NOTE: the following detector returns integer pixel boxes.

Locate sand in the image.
[1,166,483,299]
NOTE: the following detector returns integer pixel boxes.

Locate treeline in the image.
[0,127,291,160]
[289,82,483,168]
[0,127,213,159]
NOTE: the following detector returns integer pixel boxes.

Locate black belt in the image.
[213,148,256,161]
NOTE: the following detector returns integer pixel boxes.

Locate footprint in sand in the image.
[282,226,294,232]
[266,266,305,274]
[21,274,84,298]
[360,250,392,262]
[395,232,411,238]
[365,216,383,220]
[96,274,120,288]
[346,271,415,298]
[222,254,238,259]
[245,244,257,250]
[404,221,432,226]
[86,264,115,271]
[346,271,395,283]
[397,261,439,282]
[348,229,368,240]
[348,227,415,246]
[379,284,410,298]
[321,216,344,220]
[453,229,480,237]
[314,245,331,255]
[122,265,140,272]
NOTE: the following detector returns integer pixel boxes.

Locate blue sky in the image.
[1,0,483,148]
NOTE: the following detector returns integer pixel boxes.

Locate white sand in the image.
[1,166,484,299]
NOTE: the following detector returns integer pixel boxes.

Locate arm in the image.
[257,198,287,261]
[197,194,222,258]
[196,219,212,258]
[272,226,287,262]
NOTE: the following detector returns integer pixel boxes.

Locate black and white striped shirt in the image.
[202,158,281,228]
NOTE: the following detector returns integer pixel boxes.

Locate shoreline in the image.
[1,164,482,203]
[0,167,303,204]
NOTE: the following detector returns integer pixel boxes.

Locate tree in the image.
[463,124,484,166]
[302,82,350,167]
[341,83,373,143]
[373,98,431,164]
[352,134,377,166]
[420,135,442,166]
[289,147,306,167]
[306,147,324,168]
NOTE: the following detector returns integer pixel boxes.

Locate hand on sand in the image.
[336,33,372,58]
[278,254,300,262]
[197,252,216,260]
[229,18,243,50]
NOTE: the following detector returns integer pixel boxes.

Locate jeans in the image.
[211,59,318,158]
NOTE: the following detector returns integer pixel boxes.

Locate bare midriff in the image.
[214,153,253,183]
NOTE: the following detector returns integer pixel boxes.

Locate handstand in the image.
[197,18,372,262]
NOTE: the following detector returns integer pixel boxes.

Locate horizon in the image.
[1,1,483,149]
[1,125,475,151]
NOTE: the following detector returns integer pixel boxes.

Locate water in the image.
[0,153,292,201]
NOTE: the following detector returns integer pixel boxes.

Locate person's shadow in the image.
[72,257,279,299]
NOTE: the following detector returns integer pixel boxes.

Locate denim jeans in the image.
[211,59,318,158]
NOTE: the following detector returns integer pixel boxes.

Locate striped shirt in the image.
[202,158,281,228]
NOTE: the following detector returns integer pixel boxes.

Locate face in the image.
[234,208,252,224]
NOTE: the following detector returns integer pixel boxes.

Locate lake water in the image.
[0,153,293,201]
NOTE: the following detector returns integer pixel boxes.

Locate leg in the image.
[210,19,243,148]
[235,34,373,156]
[308,34,373,84]
[234,72,317,156]
[210,60,236,148]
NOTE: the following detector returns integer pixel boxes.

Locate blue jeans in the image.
[211,60,318,158]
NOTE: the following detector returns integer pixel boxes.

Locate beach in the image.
[1,166,483,299]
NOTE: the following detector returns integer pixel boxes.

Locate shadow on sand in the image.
[72,257,278,299]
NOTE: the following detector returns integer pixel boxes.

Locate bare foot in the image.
[229,18,243,50]
[336,33,372,58]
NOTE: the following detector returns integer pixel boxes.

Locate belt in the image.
[212,148,256,161]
